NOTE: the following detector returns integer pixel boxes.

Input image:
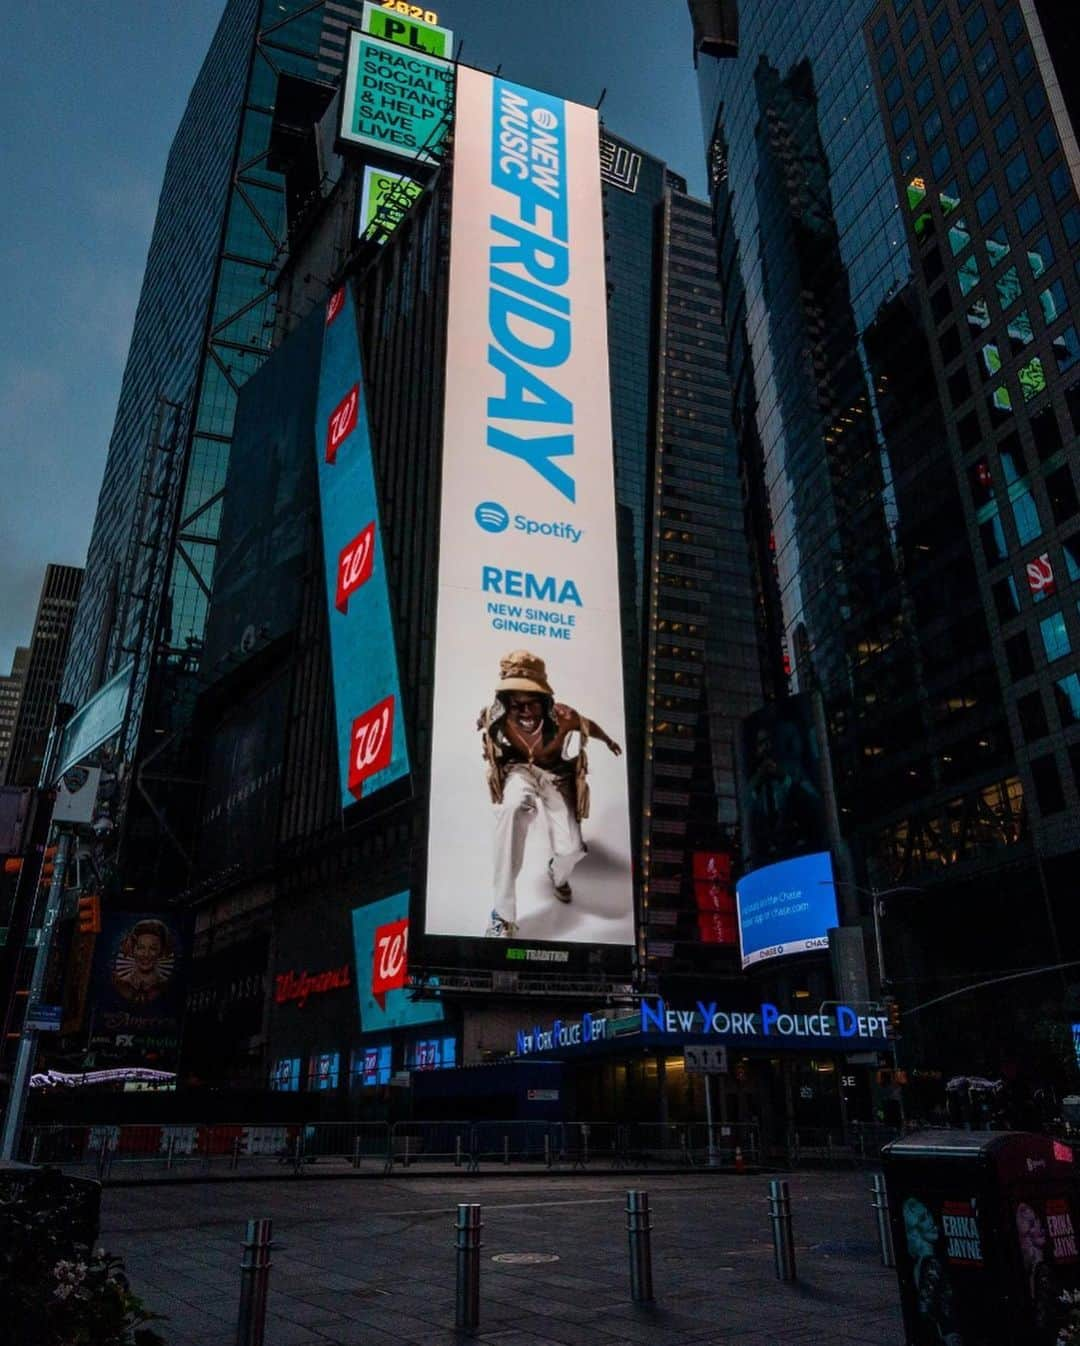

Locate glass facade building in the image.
[61,0,364,888]
[697,0,1080,1078]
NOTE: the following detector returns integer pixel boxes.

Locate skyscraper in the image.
[696,0,1080,1080]
[0,648,29,781]
[3,566,83,789]
[60,0,365,889]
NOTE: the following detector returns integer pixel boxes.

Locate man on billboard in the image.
[477,651,621,937]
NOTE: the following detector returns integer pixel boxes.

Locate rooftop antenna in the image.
[596,87,607,110]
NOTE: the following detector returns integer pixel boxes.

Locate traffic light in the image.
[39,845,58,886]
[2,858,22,875]
[77,894,101,935]
[885,998,901,1035]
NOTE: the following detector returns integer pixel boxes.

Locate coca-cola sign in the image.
[372,917,409,1007]
[274,964,351,1009]
[325,384,359,464]
[336,523,375,613]
[348,695,395,798]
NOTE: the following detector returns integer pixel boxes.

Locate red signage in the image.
[692,851,732,882]
[372,916,409,1007]
[326,286,346,326]
[336,522,375,613]
[349,695,395,798]
[1027,553,1055,597]
[695,880,736,914]
[325,384,359,463]
[697,911,737,945]
[274,965,351,1009]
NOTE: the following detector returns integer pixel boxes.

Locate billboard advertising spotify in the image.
[424,67,634,948]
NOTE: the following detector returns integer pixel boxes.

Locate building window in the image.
[924,108,944,145]
[1013,43,1034,80]
[307,1051,341,1092]
[1047,466,1080,525]
[406,1036,457,1071]
[994,113,1019,153]
[353,1043,392,1087]
[1018,357,1045,402]
[1012,486,1041,544]
[1055,673,1080,728]
[1056,326,1080,375]
[948,73,970,111]
[1036,122,1058,162]
[1001,6,1023,42]
[967,147,990,186]
[908,41,927,76]
[931,142,952,179]
[915,74,935,109]
[931,8,950,42]
[270,1058,301,1092]
[900,11,918,44]
[957,111,978,147]
[1006,630,1034,678]
[880,44,898,75]
[984,73,1007,114]
[994,574,1022,619]
[893,104,912,138]
[886,76,904,108]
[981,508,1009,561]
[1016,192,1042,233]
[1039,611,1071,662]
[1066,535,1080,583]
[1024,84,1047,120]
[1005,151,1030,193]
[1040,280,1068,326]
[1017,689,1048,741]
[958,253,980,294]
[975,40,998,80]
[1028,234,1053,276]
[1030,755,1065,815]
[1031,407,1062,459]
[964,6,987,41]
[977,184,1000,224]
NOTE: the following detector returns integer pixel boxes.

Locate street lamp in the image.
[820,880,922,991]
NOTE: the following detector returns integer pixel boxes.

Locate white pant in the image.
[493,764,585,922]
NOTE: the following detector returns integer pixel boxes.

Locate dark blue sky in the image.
[0,1,706,671]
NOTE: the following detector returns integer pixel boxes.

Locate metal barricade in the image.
[386,1120,473,1173]
[470,1120,559,1169]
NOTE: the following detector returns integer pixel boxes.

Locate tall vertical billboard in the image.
[424,68,634,947]
[315,283,409,808]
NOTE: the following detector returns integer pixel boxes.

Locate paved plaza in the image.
[101,1169,905,1345]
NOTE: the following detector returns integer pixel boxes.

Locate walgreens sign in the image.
[314,284,410,807]
[351,893,443,1033]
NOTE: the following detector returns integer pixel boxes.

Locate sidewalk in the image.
[102,1169,905,1345]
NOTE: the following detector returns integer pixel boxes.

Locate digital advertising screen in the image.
[314,283,410,810]
[735,850,838,969]
[423,68,634,950]
[339,30,453,163]
[352,893,444,1033]
[736,695,829,869]
[88,912,187,1067]
[360,2,453,57]
[359,164,423,244]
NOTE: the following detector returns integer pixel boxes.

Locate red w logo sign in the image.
[336,523,375,613]
[349,696,395,798]
[325,385,359,464]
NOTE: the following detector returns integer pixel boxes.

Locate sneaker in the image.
[548,859,572,903]
[485,911,519,937]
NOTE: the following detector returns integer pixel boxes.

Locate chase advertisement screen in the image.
[424,68,634,947]
[735,851,838,969]
[314,283,409,808]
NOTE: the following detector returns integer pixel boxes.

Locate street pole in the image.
[872,890,888,991]
[0,826,72,1161]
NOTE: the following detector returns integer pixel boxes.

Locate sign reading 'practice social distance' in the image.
[340,31,453,164]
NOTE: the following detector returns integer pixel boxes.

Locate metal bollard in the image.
[768,1179,797,1281]
[236,1217,272,1346]
[455,1203,482,1333]
[626,1190,654,1304]
[871,1172,895,1268]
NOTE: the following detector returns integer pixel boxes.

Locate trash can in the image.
[882,1129,1080,1346]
